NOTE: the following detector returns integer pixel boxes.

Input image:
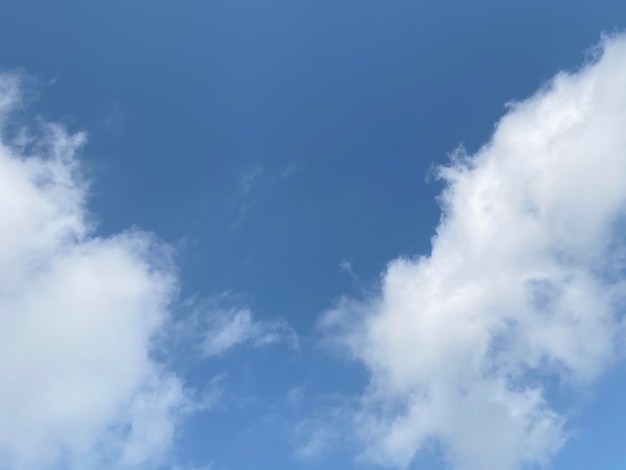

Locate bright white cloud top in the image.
[321,34,626,469]
[0,75,188,469]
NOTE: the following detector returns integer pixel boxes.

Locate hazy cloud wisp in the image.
[202,307,298,357]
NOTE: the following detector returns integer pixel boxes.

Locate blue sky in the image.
[1,1,626,470]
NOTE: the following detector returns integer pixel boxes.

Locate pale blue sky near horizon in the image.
[1,1,626,469]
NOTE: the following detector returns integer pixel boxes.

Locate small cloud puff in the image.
[202,307,298,357]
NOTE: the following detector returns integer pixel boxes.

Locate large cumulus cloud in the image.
[321,34,626,469]
[0,74,189,469]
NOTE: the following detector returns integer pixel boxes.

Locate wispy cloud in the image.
[339,259,360,287]
[227,166,263,232]
[240,166,264,195]
[320,34,626,470]
[292,393,353,462]
[228,163,299,232]
[280,162,299,179]
[202,307,298,357]
[227,201,253,232]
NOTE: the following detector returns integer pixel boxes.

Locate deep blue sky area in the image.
[1,1,626,469]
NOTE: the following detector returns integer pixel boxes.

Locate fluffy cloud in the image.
[321,34,626,469]
[0,74,190,469]
[201,307,297,357]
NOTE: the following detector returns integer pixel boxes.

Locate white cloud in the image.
[0,74,192,469]
[201,307,297,357]
[320,34,626,470]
